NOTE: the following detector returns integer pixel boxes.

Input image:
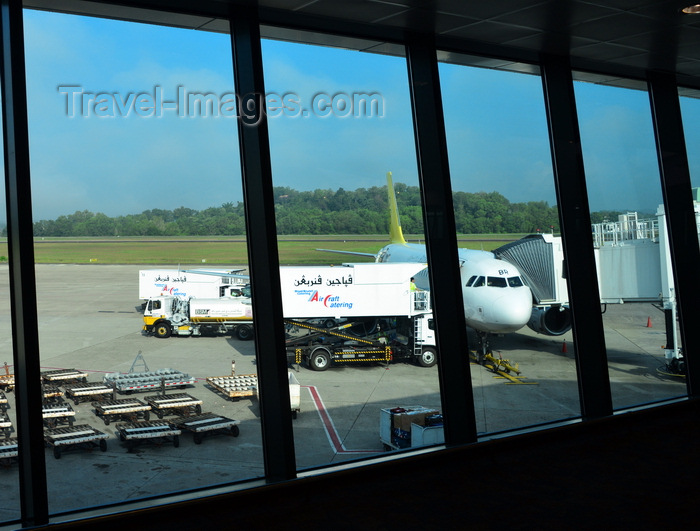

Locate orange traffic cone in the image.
[562,340,568,353]
[646,317,652,328]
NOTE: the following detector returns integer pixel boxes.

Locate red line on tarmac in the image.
[303,385,380,455]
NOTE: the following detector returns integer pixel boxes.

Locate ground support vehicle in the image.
[42,402,75,428]
[93,398,152,426]
[0,413,12,438]
[143,393,203,418]
[281,263,438,370]
[0,437,18,465]
[142,295,254,339]
[44,424,108,459]
[64,382,115,405]
[285,311,437,371]
[379,406,444,451]
[171,413,240,444]
[103,369,196,393]
[0,392,8,413]
[40,369,88,385]
[115,420,181,450]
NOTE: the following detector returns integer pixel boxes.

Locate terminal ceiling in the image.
[25,1,700,92]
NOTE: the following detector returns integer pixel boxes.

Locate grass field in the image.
[0,234,526,265]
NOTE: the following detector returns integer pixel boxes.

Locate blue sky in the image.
[15,9,692,222]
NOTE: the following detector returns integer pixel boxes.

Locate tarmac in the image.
[0,264,687,521]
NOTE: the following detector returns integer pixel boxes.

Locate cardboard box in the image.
[396,408,439,432]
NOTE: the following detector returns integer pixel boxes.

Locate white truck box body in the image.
[280,263,428,319]
[139,269,239,300]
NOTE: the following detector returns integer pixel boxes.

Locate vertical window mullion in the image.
[229,9,296,481]
[406,36,477,445]
[541,56,612,419]
[648,71,700,396]
[0,0,48,525]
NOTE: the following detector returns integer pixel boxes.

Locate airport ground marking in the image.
[303,385,381,455]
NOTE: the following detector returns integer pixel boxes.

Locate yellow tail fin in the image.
[387,172,407,245]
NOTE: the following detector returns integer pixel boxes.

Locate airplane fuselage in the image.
[375,242,532,334]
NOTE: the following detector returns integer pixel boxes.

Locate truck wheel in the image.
[154,322,172,339]
[417,347,438,368]
[236,325,253,341]
[309,349,331,371]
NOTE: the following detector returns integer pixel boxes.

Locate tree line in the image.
[19,183,627,237]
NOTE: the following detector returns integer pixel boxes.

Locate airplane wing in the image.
[315,248,377,258]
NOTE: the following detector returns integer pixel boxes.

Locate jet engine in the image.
[527,305,572,336]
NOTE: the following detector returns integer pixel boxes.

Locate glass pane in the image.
[439,56,581,434]
[24,9,262,514]
[574,75,687,408]
[262,36,444,467]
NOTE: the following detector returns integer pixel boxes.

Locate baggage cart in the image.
[64,382,115,404]
[0,437,18,465]
[115,420,181,450]
[206,374,257,400]
[0,391,8,412]
[44,424,108,459]
[0,363,14,392]
[171,413,240,444]
[40,369,88,384]
[42,402,75,428]
[0,413,12,438]
[143,393,202,418]
[93,398,152,425]
[103,369,196,393]
[42,385,64,403]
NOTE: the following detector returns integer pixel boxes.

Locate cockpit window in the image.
[466,275,477,287]
[487,277,507,288]
[508,276,524,287]
[473,276,485,287]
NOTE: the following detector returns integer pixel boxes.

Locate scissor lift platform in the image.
[206,374,258,400]
[171,413,240,444]
[93,398,151,425]
[42,403,75,428]
[44,424,108,459]
[41,369,88,384]
[64,382,115,404]
[143,393,203,418]
[115,420,181,450]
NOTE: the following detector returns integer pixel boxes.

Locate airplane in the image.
[317,172,535,360]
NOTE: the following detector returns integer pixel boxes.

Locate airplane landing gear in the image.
[475,331,493,364]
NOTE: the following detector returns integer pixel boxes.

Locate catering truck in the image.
[143,262,438,369]
[138,269,249,303]
[143,296,254,340]
[282,262,436,370]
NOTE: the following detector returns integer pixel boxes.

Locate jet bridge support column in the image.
[541,56,612,419]
[648,71,700,394]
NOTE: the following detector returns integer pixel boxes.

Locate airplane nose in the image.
[492,290,531,331]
